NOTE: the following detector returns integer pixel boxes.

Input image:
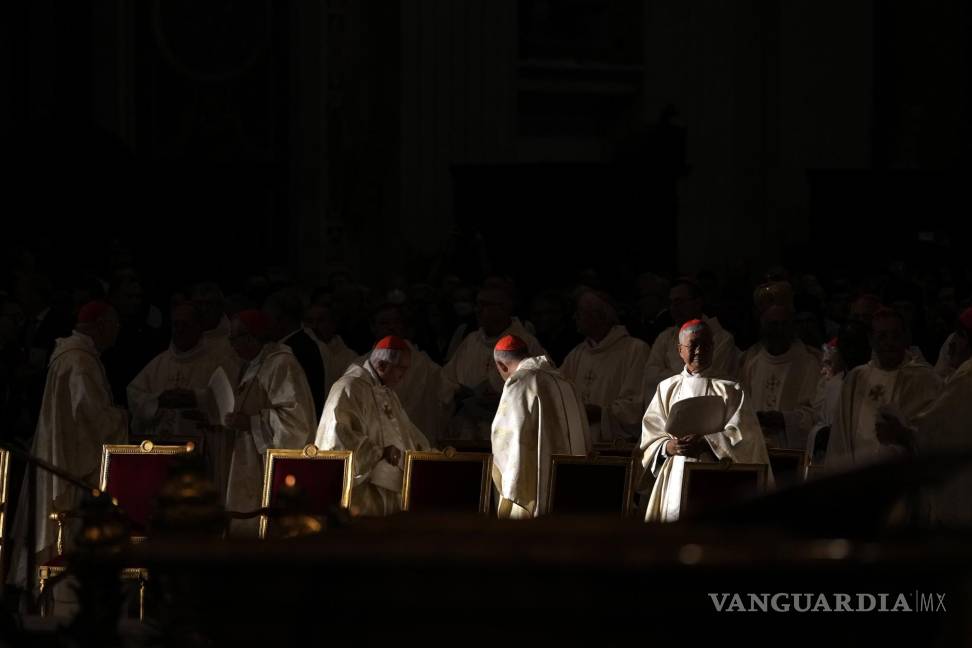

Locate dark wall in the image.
[1,1,970,286]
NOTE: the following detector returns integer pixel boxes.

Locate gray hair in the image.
[371,347,406,366]
[493,348,529,365]
[677,319,710,343]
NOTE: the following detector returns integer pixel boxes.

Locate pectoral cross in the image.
[582,369,597,402]
[868,384,886,403]
[764,374,781,409]
[382,401,394,419]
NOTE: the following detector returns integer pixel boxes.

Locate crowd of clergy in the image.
[2,250,971,590]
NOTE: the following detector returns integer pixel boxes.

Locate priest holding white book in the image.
[637,319,771,522]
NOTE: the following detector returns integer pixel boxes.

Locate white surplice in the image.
[491,356,591,519]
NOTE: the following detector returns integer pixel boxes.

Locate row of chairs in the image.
[0,442,809,618]
[262,445,633,520]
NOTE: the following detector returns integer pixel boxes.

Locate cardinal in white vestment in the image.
[638,319,771,522]
[642,279,739,398]
[490,335,591,519]
[352,304,458,445]
[316,336,432,516]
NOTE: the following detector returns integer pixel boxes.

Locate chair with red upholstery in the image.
[38,440,194,618]
[259,444,353,539]
[401,449,492,514]
[678,461,768,519]
[546,455,634,516]
[101,440,197,536]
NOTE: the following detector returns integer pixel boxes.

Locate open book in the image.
[664,395,726,438]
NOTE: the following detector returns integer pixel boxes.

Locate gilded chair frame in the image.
[100,439,196,494]
[259,445,353,539]
[39,564,148,620]
[39,440,192,619]
[546,454,635,516]
[401,449,493,514]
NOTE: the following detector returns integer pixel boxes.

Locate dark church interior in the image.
[2,1,972,645]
